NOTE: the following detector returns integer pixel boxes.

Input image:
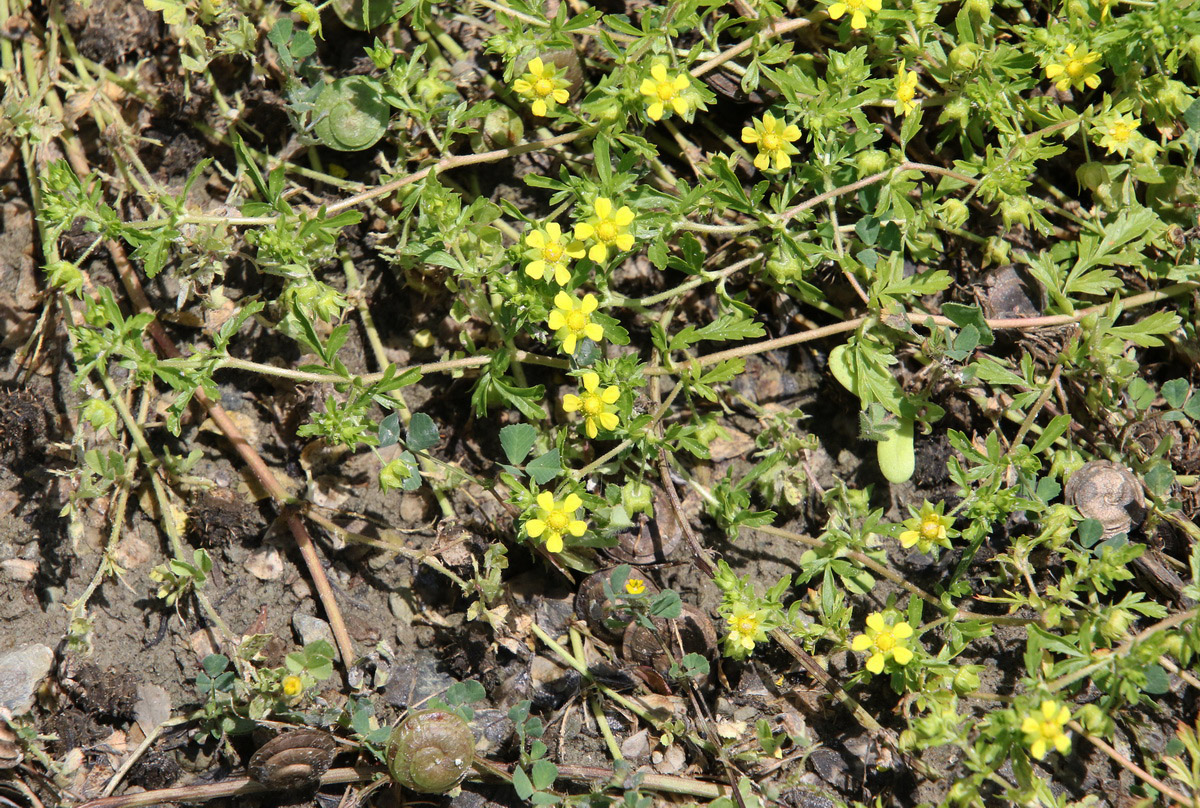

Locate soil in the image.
[0,1,1197,808]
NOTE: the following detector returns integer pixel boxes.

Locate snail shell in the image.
[1065,460,1146,538]
[387,709,474,793]
[248,729,337,790]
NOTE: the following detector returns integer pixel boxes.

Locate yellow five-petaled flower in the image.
[1093,112,1140,157]
[828,0,883,30]
[894,61,920,116]
[1045,44,1102,93]
[851,612,915,674]
[547,291,604,355]
[1021,700,1072,760]
[726,603,770,654]
[639,63,693,122]
[563,372,621,439]
[574,197,636,263]
[281,675,304,699]
[899,501,954,554]
[524,222,585,285]
[525,490,587,553]
[513,57,571,117]
[741,112,802,172]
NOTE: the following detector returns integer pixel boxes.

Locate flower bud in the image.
[939,198,969,229]
[938,95,971,127]
[1076,161,1107,192]
[45,260,83,294]
[952,666,981,694]
[480,108,524,148]
[964,0,991,18]
[949,44,977,72]
[999,196,1034,229]
[412,329,435,349]
[982,236,1010,267]
[855,149,888,177]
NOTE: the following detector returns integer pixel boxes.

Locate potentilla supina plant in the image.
[547,291,604,355]
[724,603,770,659]
[827,0,883,30]
[1045,44,1102,92]
[562,372,620,439]
[512,57,571,117]
[894,61,920,116]
[573,197,636,263]
[524,222,584,285]
[639,63,693,122]
[1092,111,1141,158]
[851,612,915,674]
[740,112,801,171]
[525,490,587,553]
[1021,700,1072,760]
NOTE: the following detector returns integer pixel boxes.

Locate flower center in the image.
[874,630,896,652]
[582,393,604,416]
[920,517,941,540]
[845,0,865,8]
[655,82,677,102]
[1065,58,1085,78]
[762,132,781,151]
[737,617,758,635]
[566,311,587,333]
[543,242,564,262]
[534,78,554,97]
[547,510,570,531]
[1039,721,1059,739]
[1109,122,1132,141]
[596,220,618,242]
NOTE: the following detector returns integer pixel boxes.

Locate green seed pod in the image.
[876,417,915,484]
[938,198,969,229]
[854,149,888,178]
[387,710,474,794]
[312,76,390,152]
[949,44,977,72]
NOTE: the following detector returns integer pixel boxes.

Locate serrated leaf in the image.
[526,450,561,485]
[1109,311,1181,348]
[499,424,537,465]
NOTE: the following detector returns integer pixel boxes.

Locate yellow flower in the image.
[546,291,604,355]
[525,491,587,553]
[894,61,920,116]
[1093,112,1140,158]
[726,603,769,654]
[639,63,693,122]
[524,222,585,285]
[828,0,883,30]
[573,197,636,263]
[562,372,620,439]
[281,675,304,699]
[1021,700,1072,760]
[625,578,646,595]
[513,57,571,117]
[898,501,954,554]
[1045,44,1102,92]
[740,112,802,172]
[850,612,915,674]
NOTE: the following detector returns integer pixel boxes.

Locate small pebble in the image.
[0,643,54,714]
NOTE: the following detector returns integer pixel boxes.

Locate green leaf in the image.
[941,302,995,346]
[142,0,187,26]
[531,760,558,791]
[500,424,537,465]
[1144,663,1170,694]
[378,412,401,448]
[513,767,534,800]
[407,412,439,452]
[526,450,561,485]
[1162,379,1189,410]
[201,654,229,677]
[649,590,682,618]
[1030,414,1071,455]
[445,680,486,705]
[1108,311,1181,348]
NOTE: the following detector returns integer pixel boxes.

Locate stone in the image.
[0,643,53,714]
[292,614,338,659]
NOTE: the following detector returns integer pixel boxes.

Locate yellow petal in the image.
[526,230,546,249]
[585,418,598,439]
[1045,64,1064,79]
[741,127,759,144]
[562,493,582,511]
[599,412,619,431]
[562,394,581,413]
[639,78,657,96]
[553,264,570,285]
[774,152,792,171]
[545,533,563,553]
[893,622,913,639]
[1085,74,1100,89]
[531,99,548,117]
[754,152,770,170]
[783,125,801,141]
[601,386,620,404]
[1054,734,1071,753]
[543,222,561,240]
[615,234,635,251]
[828,2,847,19]
[1021,717,1040,734]
[525,260,545,279]
[851,634,872,651]
[866,0,882,9]
[554,291,574,310]
[528,57,544,74]
[866,613,886,632]
[671,97,689,116]
[594,197,613,219]
[614,206,634,226]
[526,518,546,537]
[588,243,607,262]
[580,294,598,314]
[1030,739,1046,760]
[866,653,885,674]
[536,491,556,510]
[651,63,668,82]
[565,240,586,259]
[673,74,689,91]
[567,518,587,536]
[513,79,532,93]
[892,646,913,665]
[553,89,569,103]
[547,312,565,331]
[562,334,577,354]
[582,372,599,391]
[584,323,604,342]
[1055,706,1071,724]
[574,222,595,241]
[850,9,867,28]
[899,530,918,547]
[647,102,664,121]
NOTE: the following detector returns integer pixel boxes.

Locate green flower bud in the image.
[938,95,971,127]
[412,329,435,349]
[982,236,1010,267]
[1099,608,1133,642]
[621,480,654,514]
[855,149,888,177]
[939,198,969,229]
[81,399,118,435]
[765,246,805,284]
[964,0,991,18]
[952,666,981,694]
[1076,162,1107,192]
[45,260,84,295]
[949,44,977,72]
[478,108,524,149]
[999,196,1034,229]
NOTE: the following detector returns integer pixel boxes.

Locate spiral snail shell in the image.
[387,709,474,793]
[248,728,337,790]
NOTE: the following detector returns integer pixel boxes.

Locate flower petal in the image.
[545,532,563,553]
[532,99,547,117]
[526,518,546,537]
[850,9,867,28]
[651,63,668,82]
[565,240,586,259]
[1030,739,1047,760]
[562,333,577,354]
[774,152,792,171]
[892,646,913,665]
[553,264,570,285]
[647,101,664,121]
[893,622,913,639]
[851,634,872,651]
[529,57,544,74]
[1045,64,1064,79]
[574,222,595,240]
[615,234,635,251]
[562,493,582,511]
[866,653,885,674]
[601,386,620,404]
[526,230,546,249]
[525,260,545,279]
[554,291,574,311]
[543,222,561,240]
[671,97,689,115]
[754,152,770,170]
[783,125,801,141]
[741,127,759,144]
[584,323,604,342]
[585,418,598,439]
[599,412,619,431]
[567,518,587,536]
[580,294,598,314]
[673,75,689,91]
[866,613,886,632]
[639,78,657,96]
[594,197,613,219]
[536,491,556,510]
[614,206,635,226]
[553,89,569,103]
[588,243,608,262]
[513,79,532,93]
[562,394,581,413]
[582,372,599,392]
[828,2,847,19]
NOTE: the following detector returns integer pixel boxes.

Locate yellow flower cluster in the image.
[562,372,620,439]
[894,62,920,116]
[639,63,693,122]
